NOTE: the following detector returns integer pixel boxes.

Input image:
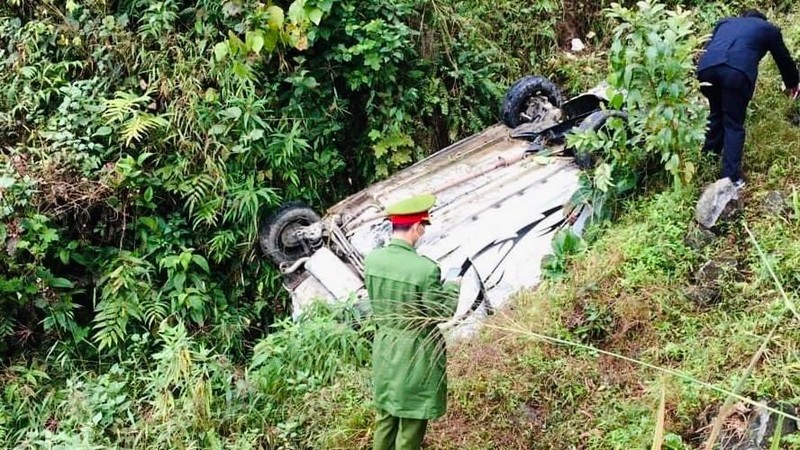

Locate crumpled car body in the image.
[258,75,619,337]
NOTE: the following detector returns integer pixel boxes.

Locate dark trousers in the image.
[373,409,428,450]
[698,65,755,182]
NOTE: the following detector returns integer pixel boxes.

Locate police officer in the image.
[364,193,461,450]
[697,9,799,187]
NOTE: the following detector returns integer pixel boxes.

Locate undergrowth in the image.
[414,7,800,450]
[3,1,800,449]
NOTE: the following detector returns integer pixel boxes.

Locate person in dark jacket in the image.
[697,9,799,187]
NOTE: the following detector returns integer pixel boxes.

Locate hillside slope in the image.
[2,2,799,449]
[303,7,800,450]
[426,12,800,450]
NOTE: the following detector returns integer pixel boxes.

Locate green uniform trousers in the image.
[373,408,428,450]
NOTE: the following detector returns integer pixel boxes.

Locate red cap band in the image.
[389,212,430,226]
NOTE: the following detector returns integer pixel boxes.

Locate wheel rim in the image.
[519,94,551,124]
[278,218,314,249]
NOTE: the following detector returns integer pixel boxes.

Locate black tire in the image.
[259,201,321,266]
[501,75,564,128]
[573,109,628,170]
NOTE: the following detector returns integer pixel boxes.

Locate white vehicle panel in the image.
[290,121,590,338]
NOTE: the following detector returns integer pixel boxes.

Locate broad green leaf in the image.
[204,88,219,102]
[251,33,265,53]
[307,7,323,25]
[180,251,192,271]
[227,31,245,55]
[137,152,153,165]
[41,228,58,244]
[50,278,74,289]
[59,249,70,265]
[266,5,285,30]
[288,0,306,23]
[610,92,624,110]
[221,106,242,120]
[192,255,210,273]
[213,42,229,61]
[263,29,279,52]
[593,163,613,193]
[0,176,14,189]
[248,129,265,140]
[173,272,186,292]
[664,153,680,175]
[232,60,254,80]
[94,126,113,137]
[316,0,333,12]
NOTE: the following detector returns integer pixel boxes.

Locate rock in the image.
[719,402,800,450]
[684,222,717,250]
[695,178,743,230]
[684,285,720,306]
[686,255,738,306]
[571,38,586,52]
[515,402,543,424]
[790,110,800,127]
[761,190,787,216]
[695,258,737,286]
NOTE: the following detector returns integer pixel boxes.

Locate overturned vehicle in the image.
[258,75,624,334]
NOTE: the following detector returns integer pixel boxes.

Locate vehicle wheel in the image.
[259,201,321,266]
[501,75,564,128]
[573,109,628,170]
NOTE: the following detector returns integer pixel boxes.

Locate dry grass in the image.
[421,139,800,449]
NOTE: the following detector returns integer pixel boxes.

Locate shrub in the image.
[567,0,706,222]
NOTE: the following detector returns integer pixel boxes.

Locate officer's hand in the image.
[785,86,800,100]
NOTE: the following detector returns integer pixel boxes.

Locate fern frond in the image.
[93,298,133,351]
[0,316,14,339]
[208,230,236,263]
[103,91,152,124]
[192,197,222,229]
[181,174,217,217]
[121,112,169,145]
[93,253,153,351]
[19,66,37,79]
[142,295,169,327]
[224,177,279,234]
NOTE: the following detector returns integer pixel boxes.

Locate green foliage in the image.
[0,0,531,357]
[569,300,616,344]
[567,0,706,221]
[9,0,800,448]
[542,228,587,279]
[248,301,372,421]
[0,304,372,449]
[0,0,564,445]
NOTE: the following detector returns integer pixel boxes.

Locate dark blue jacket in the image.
[698,17,799,89]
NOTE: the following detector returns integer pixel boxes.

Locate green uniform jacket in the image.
[364,239,460,420]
